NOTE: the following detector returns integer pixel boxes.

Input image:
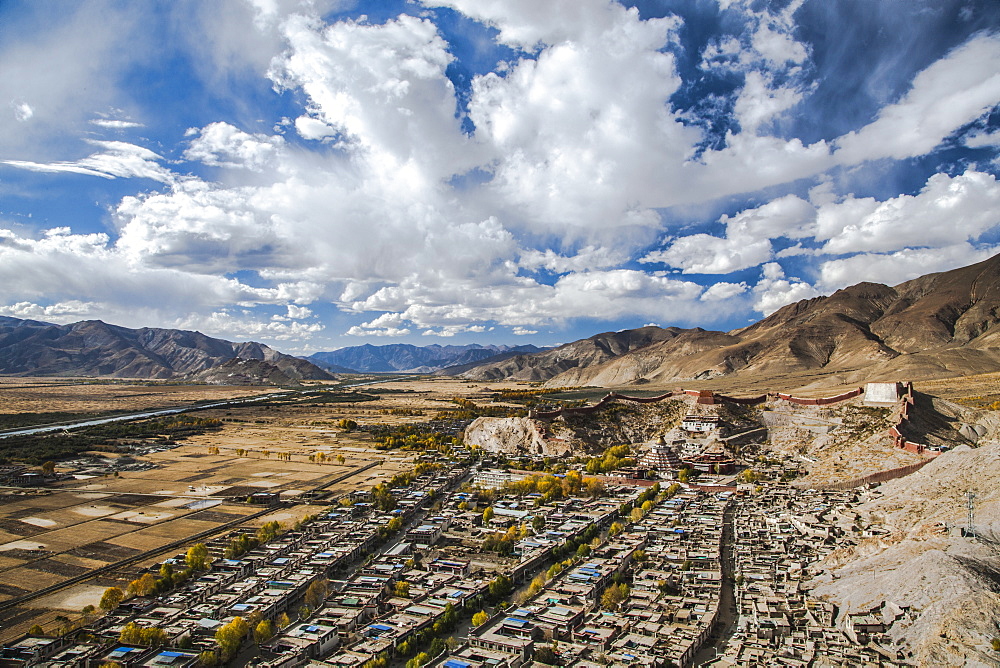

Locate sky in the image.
[1,0,999,354]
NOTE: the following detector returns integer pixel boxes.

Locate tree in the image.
[534,646,559,665]
[120,622,142,644]
[215,616,249,658]
[99,586,124,611]
[406,652,430,668]
[127,572,157,598]
[482,506,494,524]
[608,521,624,536]
[394,581,411,598]
[387,517,403,532]
[472,610,489,627]
[629,507,644,522]
[140,627,167,647]
[41,461,56,475]
[28,624,45,636]
[576,543,591,558]
[199,650,218,666]
[488,574,512,602]
[186,543,210,571]
[600,583,629,610]
[254,619,274,645]
[277,612,292,628]
[305,578,330,608]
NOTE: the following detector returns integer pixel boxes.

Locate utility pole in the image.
[967,491,976,539]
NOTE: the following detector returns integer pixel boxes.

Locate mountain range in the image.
[0,317,334,381]
[459,253,1000,387]
[3,253,1000,387]
[306,343,543,374]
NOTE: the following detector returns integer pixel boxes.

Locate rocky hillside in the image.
[460,253,1000,387]
[808,443,1000,667]
[307,343,542,373]
[0,317,335,380]
[185,358,298,386]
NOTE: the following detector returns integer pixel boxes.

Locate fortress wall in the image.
[775,388,863,406]
[802,458,934,491]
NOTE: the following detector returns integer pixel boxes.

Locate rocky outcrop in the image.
[464,417,579,457]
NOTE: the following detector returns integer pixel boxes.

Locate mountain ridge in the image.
[306,342,543,373]
[459,253,1000,387]
[0,317,335,381]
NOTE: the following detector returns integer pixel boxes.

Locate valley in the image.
[0,372,996,666]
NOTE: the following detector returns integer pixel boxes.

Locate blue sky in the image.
[1,0,999,354]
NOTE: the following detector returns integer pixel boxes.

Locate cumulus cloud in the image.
[752,262,819,315]
[817,244,1000,291]
[183,122,284,171]
[818,170,1000,254]
[1,1,999,349]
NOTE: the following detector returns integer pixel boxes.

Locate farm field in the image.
[0,376,509,642]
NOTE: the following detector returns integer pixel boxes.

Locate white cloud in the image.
[819,170,1000,254]
[90,118,143,129]
[642,234,773,274]
[701,282,748,301]
[183,122,285,171]
[0,300,99,322]
[13,101,33,122]
[835,33,1000,164]
[3,140,176,183]
[817,244,1000,291]
[752,262,819,315]
[512,326,537,335]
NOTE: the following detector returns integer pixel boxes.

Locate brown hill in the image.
[0,317,335,381]
[462,253,1000,387]
[185,358,299,386]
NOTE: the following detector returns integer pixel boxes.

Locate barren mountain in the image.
[461,253,1000,387]
[0,317,335,380]
[307,343,542,373]
[185,358,299,386]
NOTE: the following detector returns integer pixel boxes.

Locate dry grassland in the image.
[0,377,272,416]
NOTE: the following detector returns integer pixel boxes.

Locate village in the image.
[0,382,949,667]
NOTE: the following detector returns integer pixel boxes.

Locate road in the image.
[691,499,739,666]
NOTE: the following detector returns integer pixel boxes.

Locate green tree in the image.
[576,543,591,558]
[99,586,125,611]
[185,543,210,571]
[199,650,218,666]
[488,574,512,602]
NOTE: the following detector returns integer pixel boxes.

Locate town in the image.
[0,381,960,667]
